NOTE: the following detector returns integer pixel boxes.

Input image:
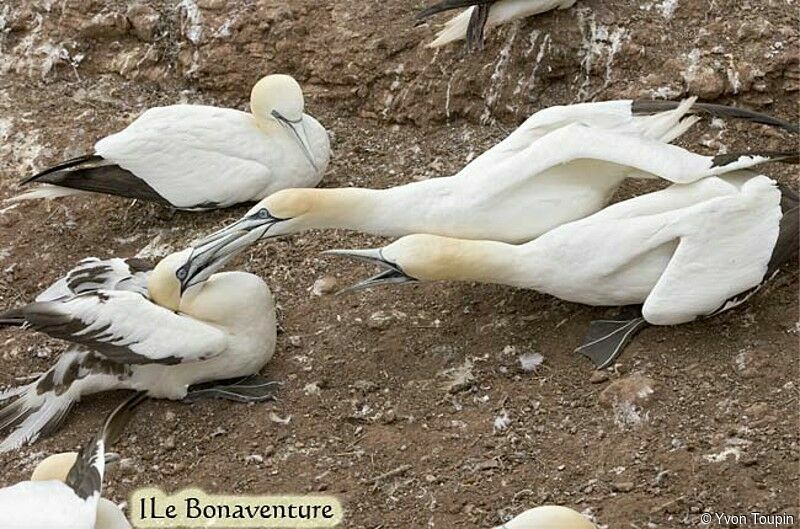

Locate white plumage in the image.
[0,250,277,451]
[14,75,330,210]
[493,505,596,528]
[180,98,793,280]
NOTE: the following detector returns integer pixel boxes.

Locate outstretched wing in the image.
[36,257,152,302]
[641,175,782,325]
[6,290,227,365]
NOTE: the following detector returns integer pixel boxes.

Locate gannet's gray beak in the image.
[178,209,285,293]
[271,110,318,172]
[323,248,418,294]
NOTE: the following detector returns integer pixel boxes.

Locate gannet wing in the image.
[35,258,152,302]
[641,175,782,325]
[474,123,796,185]
[92,106,277,209]
[3,291,227,365]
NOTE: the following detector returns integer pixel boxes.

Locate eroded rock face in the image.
[1,1,796,125]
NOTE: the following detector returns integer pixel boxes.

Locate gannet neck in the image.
[179,272,274,330]
[30,452,78,482]
[96,498,132,529]
[384,234,534,288]
[265,187,417,236]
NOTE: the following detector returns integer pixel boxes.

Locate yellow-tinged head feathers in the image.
[250,74,305,125]
[31,452,78,482]
[499,506,597,529]
[148,249,192,312]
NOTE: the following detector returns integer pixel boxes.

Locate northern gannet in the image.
[0,248,277,451]
[328,173,798,368]
[0,392,144,529]
[179,99,796,280]
[13,75,330,210]
[493,505,597,528]
[417,0,579,50]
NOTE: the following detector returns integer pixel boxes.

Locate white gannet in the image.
[13,74,330,210]
[0,248,277,451]
[417,0,579,50]
[327,173,798,368]
[178,100,797,279]
[493,505,597,528]
[0,392,144,529]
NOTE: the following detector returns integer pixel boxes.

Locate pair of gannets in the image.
[178,98,794,284]
[0,247,276,451]
[329,172,798,367]
[0,392,144,529]
[418,0,579,50]
[14,75,330,210]
[494,506,596,528]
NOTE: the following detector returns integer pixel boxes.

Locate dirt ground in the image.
[0,0,798,527]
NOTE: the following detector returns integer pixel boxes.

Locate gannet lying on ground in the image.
[328,173,798,368]
[0,248,277,451]
[494,505,596,528]
[13,75,330,210]
[179,99,796,279]
[417,0,579,50]
[0,392,144,529]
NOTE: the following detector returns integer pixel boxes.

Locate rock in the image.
[161,435,176,450]
[612,481,634,493]
[127,4,161,42]
[366,310,407,330]
[288,335,302,348]
[686,66,726,99]
[311,275,338,296]
[80,11,129,39]
[743,402,769,420]
[599,374,657,408]
[303,382,321,396]
[589,371,609,384]
[245,454,263,464]
[352,379,378,394]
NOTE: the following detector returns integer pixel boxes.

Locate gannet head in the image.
[324,234,469,292]
[31,451,120,482]
[149,249,193,308]
[250,74,318,171]
[493,506,597,529]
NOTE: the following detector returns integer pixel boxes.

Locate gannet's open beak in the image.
[271,110,318,172]
[323,248,418,294]
[178,210,285,293]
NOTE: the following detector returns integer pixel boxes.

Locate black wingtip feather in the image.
[416,0,494,20]
[631,100,799,133]
[20,154,104,186]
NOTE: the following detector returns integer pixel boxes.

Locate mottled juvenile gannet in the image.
[494,505,597,528]
[417,0,578,50]
[180,99,796,280]
[0,248,277,451]
[329,173,798,368]
[0,392,144,529]
[14,74,330,210]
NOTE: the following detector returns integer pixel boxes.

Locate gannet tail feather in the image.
[7,184,91,202]
[0,349,118,452]
[632,100,799,133]
[711,151,799,168]
[19,154,171,206]
[416,0,493,20]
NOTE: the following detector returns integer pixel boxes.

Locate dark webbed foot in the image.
[575,313,648,369]
[184,375,282,403]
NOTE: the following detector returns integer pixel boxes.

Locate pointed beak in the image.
[323,248,418,294]
[271,110,318,172]
[178,211,285,294]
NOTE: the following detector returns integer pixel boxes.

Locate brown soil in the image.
[0,1,798,527]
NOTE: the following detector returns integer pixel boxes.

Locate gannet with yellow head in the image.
[0,392,144,529]
[0,247,277,452]
[14,74,330,209]
[328,173,796,369]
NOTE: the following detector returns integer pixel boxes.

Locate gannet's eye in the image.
[257,208,270,220]
[176,267,188,281]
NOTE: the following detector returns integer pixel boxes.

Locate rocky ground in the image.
[0,0,798,527]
